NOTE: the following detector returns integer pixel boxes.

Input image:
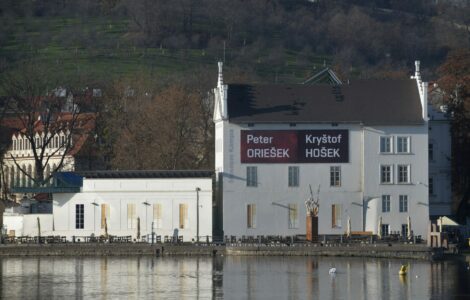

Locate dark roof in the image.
[227,80,424,125]
[76,170,214,179]
[302,68,343,85]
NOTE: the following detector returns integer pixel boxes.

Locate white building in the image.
[51,170,213,241]
[1,112,96,205]
[428,102,452,217]
[213,61,430,238]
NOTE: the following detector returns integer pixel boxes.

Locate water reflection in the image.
[0,256,468,299]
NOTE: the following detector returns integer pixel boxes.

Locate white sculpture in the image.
[305,184,320,217]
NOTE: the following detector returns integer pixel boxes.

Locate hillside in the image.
[0,0,469,84]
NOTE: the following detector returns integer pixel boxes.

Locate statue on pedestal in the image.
[305,184,320,241]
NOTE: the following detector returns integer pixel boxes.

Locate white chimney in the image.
[421,81,428,121]
[413,60,427,121]
[213,62,228,121]
[415,60,421,80]
[218,61,224,88]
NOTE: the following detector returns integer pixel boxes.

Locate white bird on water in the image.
[329,268,337,275]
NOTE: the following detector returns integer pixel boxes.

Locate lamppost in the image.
[151,221,155,244]
[196,187,201,243]
[91,202,99,234]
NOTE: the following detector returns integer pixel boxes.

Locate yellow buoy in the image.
[399,265,408,276]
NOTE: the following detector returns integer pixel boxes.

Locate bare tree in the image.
[1,61,93,186]
[437,49,470,221]
[99,72,213,171]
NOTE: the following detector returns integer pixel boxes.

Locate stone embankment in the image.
[0,243,443,260]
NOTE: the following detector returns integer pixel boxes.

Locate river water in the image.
[0,256,469,299]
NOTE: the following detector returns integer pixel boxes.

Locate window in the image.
[54,136,59,148]
[27,165,32,187]
[380,165,392,184]
[15,166,20,186]
[429,177,434,195]
[75,204,84,229]
[246,166,258,187]
[399,195,408,213]
[247,204,256,228]
[101,204,110,229]
[153,203,163,229]
[10,168,14,188]
[179,203,188,229]
[288,166,299,187]
[4,166,8,187]
[429,143,434,161]
[380,136,392,153]
[397,137,410,153]
[398,165,410,183]
[12,140,16,151]
[382,195,391,213]
[288,204,298,229]
[331,204,342,228]
[61,136,65,147]
[381,224,389,237]
[127,203,136,229]
[21,165,26,186]
[330,166,341,187]
[401,224,408,238]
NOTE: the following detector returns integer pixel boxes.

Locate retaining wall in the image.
[0,243,439,260]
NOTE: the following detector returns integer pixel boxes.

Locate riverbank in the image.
[0,243,450,260]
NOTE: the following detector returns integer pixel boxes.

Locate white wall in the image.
[428,107,452,216]
[53,177,213,241]
[3,214,53,237]
[216,121,429,238]
[3,215,23,236]
[362,125,429,237]
[23,214,54,236]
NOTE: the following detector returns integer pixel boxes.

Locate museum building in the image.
[213,62,430,238]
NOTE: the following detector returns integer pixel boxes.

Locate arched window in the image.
[27,165,32,187]
[15,166,20,186]
[3,166,8,188]
[13,139,16,151]
[10,167,14,188]
[21,165,26,187]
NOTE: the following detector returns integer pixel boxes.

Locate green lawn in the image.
[1,17,331,84]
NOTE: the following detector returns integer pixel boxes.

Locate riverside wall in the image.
[0,243,442,260]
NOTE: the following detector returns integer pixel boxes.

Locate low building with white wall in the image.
[213,61,430,239]
[3,213,53,237]
[50,170,213,241]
